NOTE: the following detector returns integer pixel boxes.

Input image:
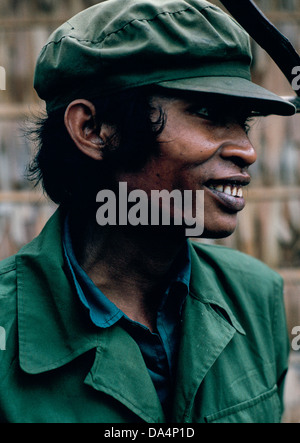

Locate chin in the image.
[200,213,238,239]
[200,223,237,239]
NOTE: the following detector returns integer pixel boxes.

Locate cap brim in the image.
[157,76,296,117]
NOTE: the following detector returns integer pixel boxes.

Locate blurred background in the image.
[0,0,299,423]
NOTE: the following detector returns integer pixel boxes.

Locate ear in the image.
[64,99,115,161]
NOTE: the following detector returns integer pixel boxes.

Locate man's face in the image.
[116,93,257,239]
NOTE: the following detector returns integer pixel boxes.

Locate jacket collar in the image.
[17,208,100,375]
[189,244,246,336]
[16,208,245,377]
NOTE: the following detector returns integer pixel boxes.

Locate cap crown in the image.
[34,0,252,112]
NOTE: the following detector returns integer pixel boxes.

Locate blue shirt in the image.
[63,218,191,415]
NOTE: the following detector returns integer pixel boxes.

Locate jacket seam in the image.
[0,267,16,277]
[94,8,192,43]
[0,262,16,276]
[40,8,191,52]
[271,277,283,336]
[40,5,214,52]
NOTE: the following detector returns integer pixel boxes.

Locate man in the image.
[0,0,294,423]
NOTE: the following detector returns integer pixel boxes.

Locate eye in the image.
[194,107,210,118]
[192,105,255,134]
[193,106,216,120]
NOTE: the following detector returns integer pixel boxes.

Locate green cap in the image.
[34,0,295,116]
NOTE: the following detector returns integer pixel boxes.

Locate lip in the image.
[204,175,251,213]
[205,186,246,212]
[205,174,251,187]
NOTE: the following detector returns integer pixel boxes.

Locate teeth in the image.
[209,184,244,198]
[224,186,232,196]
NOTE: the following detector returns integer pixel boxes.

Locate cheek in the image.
[158,127,220,168]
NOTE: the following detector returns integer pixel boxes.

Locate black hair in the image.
[26,87,166,209]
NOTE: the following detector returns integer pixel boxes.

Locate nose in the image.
[219,126,257,168]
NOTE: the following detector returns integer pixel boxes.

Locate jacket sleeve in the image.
[272,275,290,416]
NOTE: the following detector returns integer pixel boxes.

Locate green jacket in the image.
[0,210,289,423]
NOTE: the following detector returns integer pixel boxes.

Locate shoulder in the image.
[189,242,288,353]
[189,241,284,326]
[190,241,282,288]
[0,255,18,327]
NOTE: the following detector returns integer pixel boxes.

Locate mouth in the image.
[204,176,251,212]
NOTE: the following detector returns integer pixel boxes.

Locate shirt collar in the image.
[63,215,191,329]
[63,216,123,328]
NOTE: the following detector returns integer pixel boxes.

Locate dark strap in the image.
[220,0,300,101]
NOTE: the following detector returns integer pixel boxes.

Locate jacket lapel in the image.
[172,295,237,422]
[172,243,246,422]
[85,325,165,423]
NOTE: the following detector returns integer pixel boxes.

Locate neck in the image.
[70,215,186,329]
